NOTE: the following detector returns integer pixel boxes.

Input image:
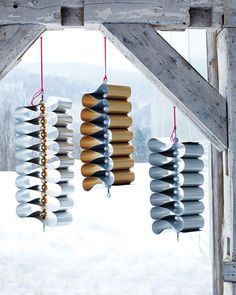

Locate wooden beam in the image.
[223,261,236,283]
[217,27,236,294]
[85,0,190,30]
[101,23,227,151]
[0,24,45,80]
[206,30,224,295]
[0,0,62,29]
[0,0,225,30]
[224,0,236,27]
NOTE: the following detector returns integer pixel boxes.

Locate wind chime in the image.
[15,37,74,227]
[148,107,205,235]
[80,36,135,195]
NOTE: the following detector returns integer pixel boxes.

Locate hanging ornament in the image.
[15,36,74,227]
[80,36,134,195]
[80,83,135,194]
[15,97,74,227]
[148,107,205,235]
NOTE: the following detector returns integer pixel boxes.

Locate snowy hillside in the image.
[0,162,212,295]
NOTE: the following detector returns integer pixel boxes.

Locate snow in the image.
[0,162,212,295]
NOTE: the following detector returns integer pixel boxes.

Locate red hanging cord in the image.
[31,36,44,106]
[103,36,108,83]
[170,106,178,143]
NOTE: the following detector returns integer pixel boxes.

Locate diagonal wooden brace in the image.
[101,23,227,151]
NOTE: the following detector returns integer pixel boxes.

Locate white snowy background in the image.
[0,162,212,295]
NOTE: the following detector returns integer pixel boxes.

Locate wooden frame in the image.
[1,0,236,294]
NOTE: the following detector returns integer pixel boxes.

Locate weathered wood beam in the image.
[101,23,227,151]
[207,30,224,295]
[224,0,236,27]
[85,0,190,30]
[0,24,45,80]
[217,27,236,294]
[223,261,236,283]
[0,0,62,29]
[0,0,225,29]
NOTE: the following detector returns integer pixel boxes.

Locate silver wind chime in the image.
[148,138,205,234]
[15,97,74,227]
[148,107,205,235]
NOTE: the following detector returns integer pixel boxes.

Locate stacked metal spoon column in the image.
[80,83,135,193]
[148,138,205,234]
[15,97,74,227]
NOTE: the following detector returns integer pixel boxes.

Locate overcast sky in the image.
[22,28,207,72]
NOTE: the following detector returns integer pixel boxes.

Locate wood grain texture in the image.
[0,0,225,29]
[84,0,224,29]
[85,0,190,29]
[0,24,45,79]
[224,0,236,27]
[101,23,227,151]
[206,30,224,295]
[223,261,236,282]
[217,29,236,294]
[0,0,62,29]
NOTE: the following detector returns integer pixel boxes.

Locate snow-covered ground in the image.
[0,162,212,295]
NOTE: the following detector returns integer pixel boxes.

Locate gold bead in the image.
[41,131,47,137]
[42,184,47,191]
[41,171,47,178]
[40,211,47,220]
[40,105,46,112]
[40,118,46,125]
[41,145,46,152]
[41,197,47,206]
[41,158,47,165]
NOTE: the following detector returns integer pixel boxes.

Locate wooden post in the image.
[206,30,224,295]
[217,27,236,294]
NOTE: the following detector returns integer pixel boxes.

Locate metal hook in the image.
[177,232,180,242]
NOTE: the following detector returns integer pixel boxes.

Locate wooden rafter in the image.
[0,24,45,80]
[101,23,227,151]
[0,0,226,30]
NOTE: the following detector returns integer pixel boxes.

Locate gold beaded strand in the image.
[39,101,48,222]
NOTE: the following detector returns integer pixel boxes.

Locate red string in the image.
[103,36,108,83]
[31,36,44,106]
[170,106,178,143]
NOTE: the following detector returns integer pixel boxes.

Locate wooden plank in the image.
[0,0,62,29]
[223,261,236,282]
[206,30,224,295]
[101,23,227,151]
[85,0,190,29]
[84,0,224,29]
[0,0,225,29]
[224,0,236,27]
[217,27,236,294]
[62,0,84,5]
[0,24,45,80]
